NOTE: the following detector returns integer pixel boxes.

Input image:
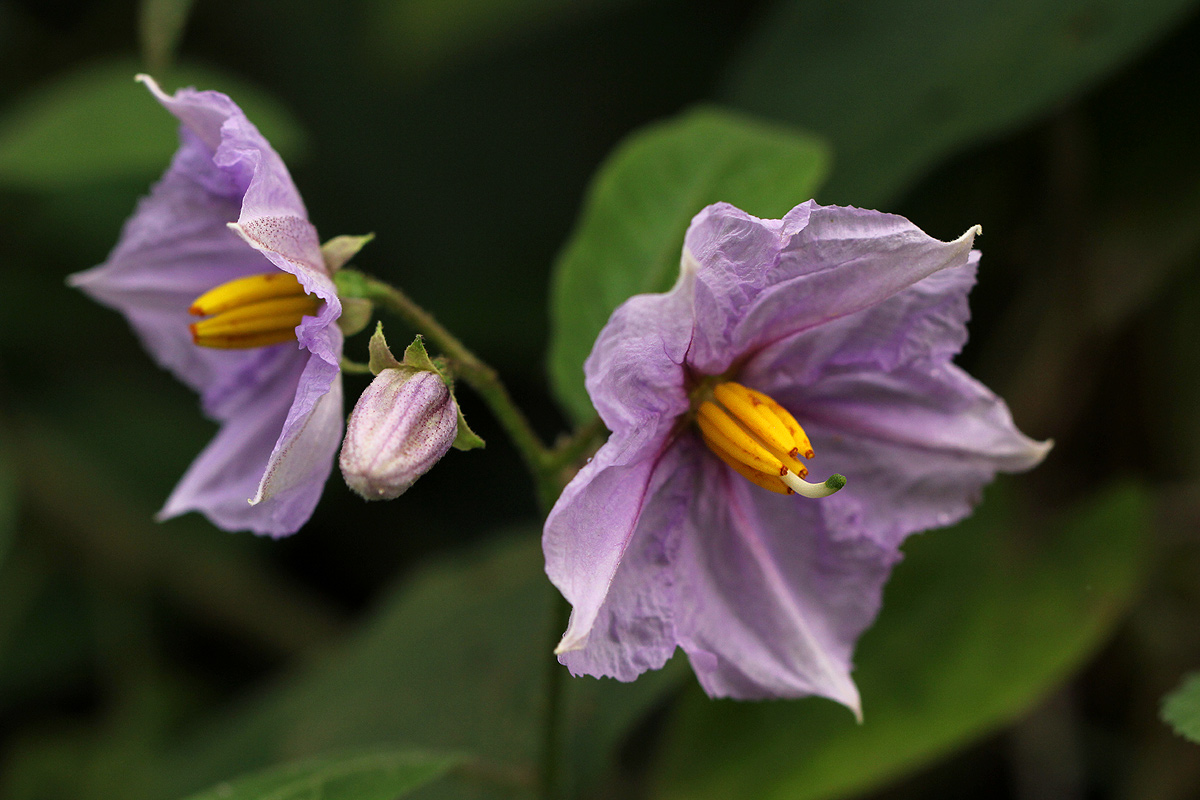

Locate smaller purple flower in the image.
[340,329,461,500]
[70,76,343,537]
[543,201,1051,715]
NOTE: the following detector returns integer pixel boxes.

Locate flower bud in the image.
[340,369,458,500]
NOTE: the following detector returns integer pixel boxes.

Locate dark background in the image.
[1,0,1199,797]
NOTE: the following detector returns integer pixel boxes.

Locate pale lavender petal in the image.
[159,350,306,534]
[68,133,284,398]
[251,341,344,512]
[545,428,681,654]
[75,77,342,537]
[551,258,700,651]
[741,252,980,389]
[675,457,895,710]
[138,75,308,221]
[555,438,694,677]
[683,202,979,374]
[559,438,895,712]
[582,260,696,434]
[771,361,1050,550]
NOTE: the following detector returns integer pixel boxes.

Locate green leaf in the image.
[139,0,195,74]
[180,749,460,800]
[0,438,15,570]
[722,0,1197,206]
[1163,673,1200,746]
[651,481,1148,800]
[547,107,829,422]
[156,534,684,798]
[364,0,639,78]
[0,59,307,191]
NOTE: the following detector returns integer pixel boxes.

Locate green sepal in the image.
[366,322,406,375]
[322,233,375,272]
[333,268,371,300]
[337,297,374,337]
[451,406,485,451]
[400,335,440,373]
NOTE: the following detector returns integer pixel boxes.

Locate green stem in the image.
[336,270,609,800]
[345,271,553,484]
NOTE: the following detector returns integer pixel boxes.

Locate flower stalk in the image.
[335,269,605,513]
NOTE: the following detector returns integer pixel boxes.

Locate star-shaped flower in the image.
[70,76,343,537]
[543,201,1050,714]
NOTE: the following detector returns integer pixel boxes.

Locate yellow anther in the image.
[713,382,809,476]
[702,432,794,495]
[740,384,815,460]
[695,381,844,498]
[188,272,320,350]
[696,401,787,479]
[189,272,307,317]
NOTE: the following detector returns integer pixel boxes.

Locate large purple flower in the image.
[543,201,1050,714]
[70,76,343,537]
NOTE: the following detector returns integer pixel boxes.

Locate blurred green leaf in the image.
[651,481,1148,800]
[139,0,195,74]
[723,0,1198,206]
[365,0,637,78]
[157,534,685,799]
[0,59,307,191]
[547,107,828,422]
[0,439,14,569]
[180,749,461,800]
[1163,673,1200,746]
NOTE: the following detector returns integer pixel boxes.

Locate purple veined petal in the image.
[556,259,700,653]
[158,348,343,538]
[252,338,343,499]
[68,138,289,399]
[138,75,308,222]
[545,426,685,655]
[675,457,897,713]
[583,257,697,434]
[739,252,980,390]
[556,437,695,679]
[770,361,1051,550]
[682,202,980,374]
[158,350,307,535]
[559,437,894,713]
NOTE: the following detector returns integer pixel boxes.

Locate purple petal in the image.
[553,437,693,675]
[72,77,343,536]
[545,427,681,654]
[68,134,282,399]
[683,202,979,374]
[582,264,695,433]
[159,349,343,538]
[138,75,308,221]
[775,361,1050,550]
[558,438,896,712]
[676,456,895,711]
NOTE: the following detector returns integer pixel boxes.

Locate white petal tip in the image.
[553,633,586,656]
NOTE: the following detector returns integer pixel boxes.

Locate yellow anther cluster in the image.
[697,381,839,498]
[189,272,320,349]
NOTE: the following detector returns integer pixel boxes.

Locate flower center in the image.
[694,380,845,498]
[188,272,320,349]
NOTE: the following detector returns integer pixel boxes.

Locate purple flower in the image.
[69,76,343,537]
[543,201,1050,714]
